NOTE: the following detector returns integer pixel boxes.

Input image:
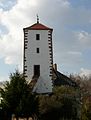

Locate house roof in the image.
[53,69,78,88]
[23,22,53,30]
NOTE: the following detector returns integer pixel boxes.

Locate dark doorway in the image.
[34,65,40,77]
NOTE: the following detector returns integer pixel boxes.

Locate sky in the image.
[0,0,91,81]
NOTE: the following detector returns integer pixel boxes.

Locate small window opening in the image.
[36,48,39,53]
[36,34,40,40]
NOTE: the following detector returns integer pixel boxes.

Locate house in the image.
[53,64,78,87]
[23,17,78,94]
[23,16,53,93]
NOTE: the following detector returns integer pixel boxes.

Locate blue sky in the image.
[0,0,91,81]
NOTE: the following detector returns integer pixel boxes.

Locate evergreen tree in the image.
[0,70,37,120]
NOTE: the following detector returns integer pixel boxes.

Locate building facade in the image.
[23,19,53,93]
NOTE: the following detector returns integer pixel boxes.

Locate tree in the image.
[0,70,37,120]
[69,74,91,120]
[38,86,80,120]
[38,94,62,120]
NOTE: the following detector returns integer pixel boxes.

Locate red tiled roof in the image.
[24,23,53,30]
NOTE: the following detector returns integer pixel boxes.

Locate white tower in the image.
[23,17,53,93]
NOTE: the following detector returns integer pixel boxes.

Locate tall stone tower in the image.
[23,17,53,93]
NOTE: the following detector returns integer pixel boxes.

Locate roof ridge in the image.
[24,22,53,30]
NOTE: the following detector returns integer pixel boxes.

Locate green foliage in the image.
[0,72,91,120]
[70,74,91,120]
[38,94,62,114]
[38,95,62,120]
[38,86,80,120]
[0,70,37,119]
[1,71,27,112]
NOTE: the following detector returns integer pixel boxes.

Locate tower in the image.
[23,17,53,93]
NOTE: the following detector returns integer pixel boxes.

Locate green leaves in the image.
[0,71,91,120]
[38,86,80,120]
[0,70,37,119]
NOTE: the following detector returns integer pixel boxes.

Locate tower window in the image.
[34,65,40,77]
[36,48,39,53]
[36,34,40,40]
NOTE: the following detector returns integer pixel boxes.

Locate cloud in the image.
[0,0,70,66]
[75,31,91,48]
[0,0,91,76]
[79,68,91,77]
[5,56,15,65]
[0,0,17,11]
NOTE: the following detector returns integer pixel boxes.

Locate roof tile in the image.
[24,23,53,30]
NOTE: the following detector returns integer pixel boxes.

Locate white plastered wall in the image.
[24,30,53,93]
